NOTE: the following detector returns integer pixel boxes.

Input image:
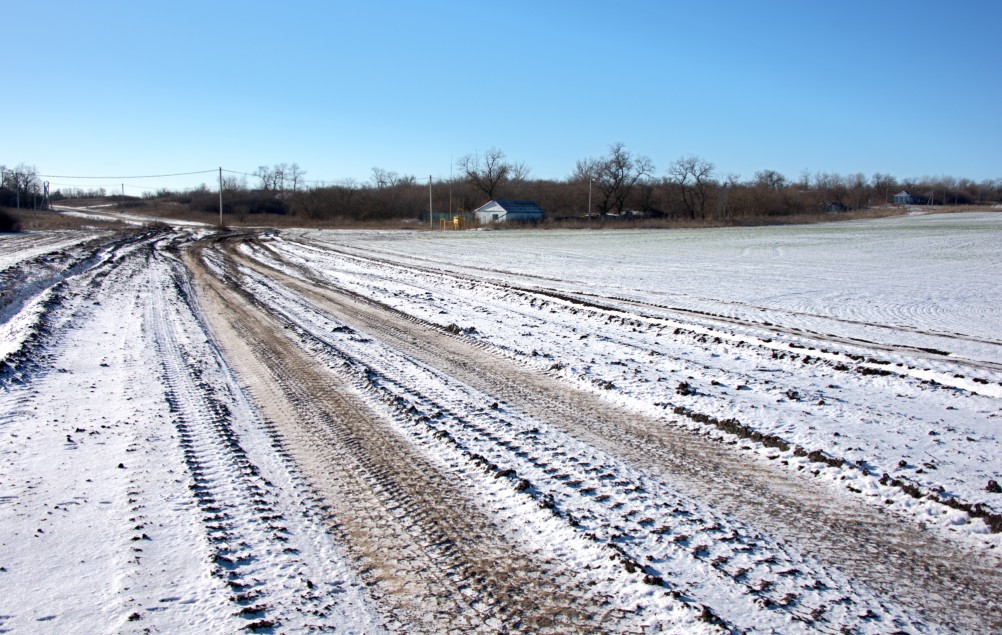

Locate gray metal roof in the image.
[475,200,544,215]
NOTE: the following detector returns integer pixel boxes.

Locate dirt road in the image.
[184,231,1002,632]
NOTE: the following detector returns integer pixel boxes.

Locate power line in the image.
[37,167,446,191]
[38,169,217,179]
[47,181,161,190]
[221,168,257,178]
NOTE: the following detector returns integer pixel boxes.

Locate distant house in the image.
[893,191,915,205]
[474,200,545,224]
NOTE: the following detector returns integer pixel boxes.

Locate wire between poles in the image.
[38,169,218,179]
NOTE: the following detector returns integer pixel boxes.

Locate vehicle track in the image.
[222,249,933,632]
[254,235,1002,514]
[145,252,376,632]
[299,238,1002,374]
[185,242,633,634]
[229,234,1002,632]
[1,230,166,387]
[328,237,1002,348]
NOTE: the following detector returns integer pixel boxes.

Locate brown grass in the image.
[55,199,424,230]
[33,200,999,234]
[4,207,130,231]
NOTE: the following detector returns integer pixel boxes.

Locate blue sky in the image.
[7,0,1001,194]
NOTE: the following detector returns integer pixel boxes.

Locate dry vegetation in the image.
[5,200,998,235]
[2,207,129,231]
[4,151,1001,233]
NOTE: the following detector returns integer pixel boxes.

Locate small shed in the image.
[474,200,545,224]
[893,191,914,205]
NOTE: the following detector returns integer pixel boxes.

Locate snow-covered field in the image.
[1,211,1000,633]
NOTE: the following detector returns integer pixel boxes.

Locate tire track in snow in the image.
[230,234,1000,633]
[226,250,933,633]
[1,230,165,386]
[145,250,384,633]
[284,236,1002,376]
[263,236,1002,528]
[308,237,1002,358]
[186,243,657,634]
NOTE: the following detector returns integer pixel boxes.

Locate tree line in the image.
[0,163,46,209]
[6,149,1002,224]
[197,147,1001,223]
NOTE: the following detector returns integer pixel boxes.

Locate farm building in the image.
[893,191,915,205]
[474,200,545,224]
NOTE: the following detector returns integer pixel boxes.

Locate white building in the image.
[892,191,914,205]
[473,200,545,224]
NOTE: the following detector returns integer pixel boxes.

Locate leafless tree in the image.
[254,163,302,192]
[332,178,359,214]
[254,165,275,191]
[371,167,399,189]
[850,172,867,209]
[574,143,654,215]
[813,172,850,210]
[634,177,661,214]
[288,163,306,191]
[274,163,288,193]
[221,174,246,194]
[509,160,532,184]
[754,169,787,190]
[871,173,897,204]
[13,163,39,195]
[667,155,715,219]
[456,147,526,201]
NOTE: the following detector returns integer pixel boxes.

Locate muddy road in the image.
[4,224,999,633]
[184,231,1001,633]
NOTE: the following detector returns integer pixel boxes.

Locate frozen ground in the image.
[1,211,1000,633]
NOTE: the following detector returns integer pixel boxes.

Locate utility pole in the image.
[587,178,592,220]
[15,172,19,210]
[428,175,433,229]
[218,167,224,227]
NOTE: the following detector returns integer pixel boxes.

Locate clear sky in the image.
[7,0,1001,194]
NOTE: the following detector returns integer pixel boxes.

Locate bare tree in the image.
[254,165,274,191]
[871,173,897,204]
[274,163,288,194]
[574,143,654,215]
[13,163,39,196]
[221,174,246,193]
[371,167,394,189]
[254,163,302,192]
[667,155,715,219]
[850,172,867,209]
[456,147,526,201]
[754,169,787,190]
[287,163,306,191]
[813,172,849,210]
[509,160,532,184]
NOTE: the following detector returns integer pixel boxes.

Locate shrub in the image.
[0,208,21,232]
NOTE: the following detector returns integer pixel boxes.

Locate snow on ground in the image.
[52,205,212,228]
[288,212,1002,545]
[225,255,929,632]
[2,212,1001,633]
[0,231,109,271]
[0,231,383,633]
[302,212,1002,363]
